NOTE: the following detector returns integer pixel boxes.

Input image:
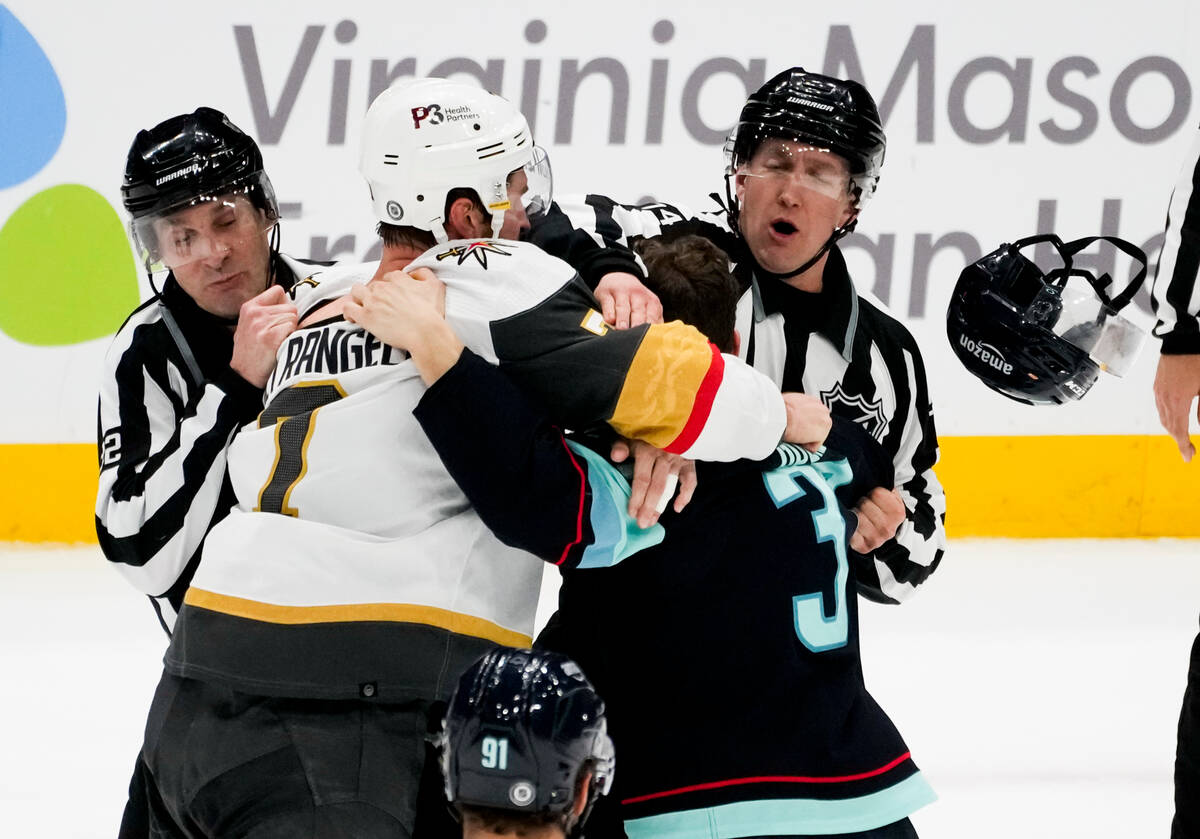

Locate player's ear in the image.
[445,195,484,239]
[570,767,594,821]
[732,328,741,357]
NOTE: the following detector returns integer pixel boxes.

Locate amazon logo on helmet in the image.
[947,233,1149,406]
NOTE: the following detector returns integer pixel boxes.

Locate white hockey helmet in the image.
[360,77,552,242]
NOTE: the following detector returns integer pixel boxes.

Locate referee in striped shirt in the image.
[1153,129,1200,839]
[97,109,307,838]
[528,68,946,605]
[96,108,307,634]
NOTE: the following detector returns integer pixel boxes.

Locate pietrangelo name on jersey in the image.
[266,323,407,394]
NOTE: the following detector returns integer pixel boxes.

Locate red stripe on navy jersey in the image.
[555,432,588,566]
[620,752,913,805]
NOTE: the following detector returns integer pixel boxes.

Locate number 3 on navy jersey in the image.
[763,459,853,653]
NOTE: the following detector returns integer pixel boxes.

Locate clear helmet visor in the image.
[129,174,278,271]
[1027,279,1147,377]
[520,145,553,218]
[733,140,852,203]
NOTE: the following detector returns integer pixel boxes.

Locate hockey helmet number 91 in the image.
[438,647,614,820]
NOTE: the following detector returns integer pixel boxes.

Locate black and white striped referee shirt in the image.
[94,254,314,633]
[530,196,946,603]
[1154,130,1200,352]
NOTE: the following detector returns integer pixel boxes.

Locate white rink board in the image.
[2,0,1200,442]
[1,540,1197,838]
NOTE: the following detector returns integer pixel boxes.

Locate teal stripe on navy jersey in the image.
[623,772,936,839]
[565,441,664,569]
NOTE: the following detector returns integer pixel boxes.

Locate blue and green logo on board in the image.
[0,4,139,346]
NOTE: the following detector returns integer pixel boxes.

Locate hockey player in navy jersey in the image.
[379,233,933,837]
[527,68,946,605]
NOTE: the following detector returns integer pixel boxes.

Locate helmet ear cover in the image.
[947,234,1148,405]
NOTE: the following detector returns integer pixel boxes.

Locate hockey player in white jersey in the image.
[137,79,829,838]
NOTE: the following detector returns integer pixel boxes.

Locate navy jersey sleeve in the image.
[414,349,664,568]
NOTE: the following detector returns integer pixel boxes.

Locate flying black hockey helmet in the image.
[947,234,1149,405]
[439,647,614,824]
[121,107,279,272]
[724,68,886,218]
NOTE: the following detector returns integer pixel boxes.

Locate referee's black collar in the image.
[749,244,860,362]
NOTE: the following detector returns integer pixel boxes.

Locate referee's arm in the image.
[94,321,261,633]
[1152,127,1200,462]
[856,345,947,604]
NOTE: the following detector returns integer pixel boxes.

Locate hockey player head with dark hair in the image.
[359,77,553,254]
[438,647,614,839]
[635,234,740,354]
[121,106,283,319]
[723,67,886,283]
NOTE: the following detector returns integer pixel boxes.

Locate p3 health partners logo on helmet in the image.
[820,382,888,442]
[0,5,138,347]
[411,103,482,129]
[957,334,1014,376]
[411,104,444,128]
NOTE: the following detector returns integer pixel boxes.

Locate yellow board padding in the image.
[1,443,98,543]
[1,436,1198,543]
[185,588,533,648]
[936,434,1200,538]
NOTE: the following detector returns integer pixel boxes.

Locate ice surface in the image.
[2,539,1196,838]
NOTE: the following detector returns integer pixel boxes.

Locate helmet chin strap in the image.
[754,218,856,282]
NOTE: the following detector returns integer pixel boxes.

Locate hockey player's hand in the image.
[231,285,298,387]
[595,272,663,329]
[345,269,461,385]
[611,438,696,528]
[850,487,906,554]
[1154,353,1200,462]
[781,393,831,452]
